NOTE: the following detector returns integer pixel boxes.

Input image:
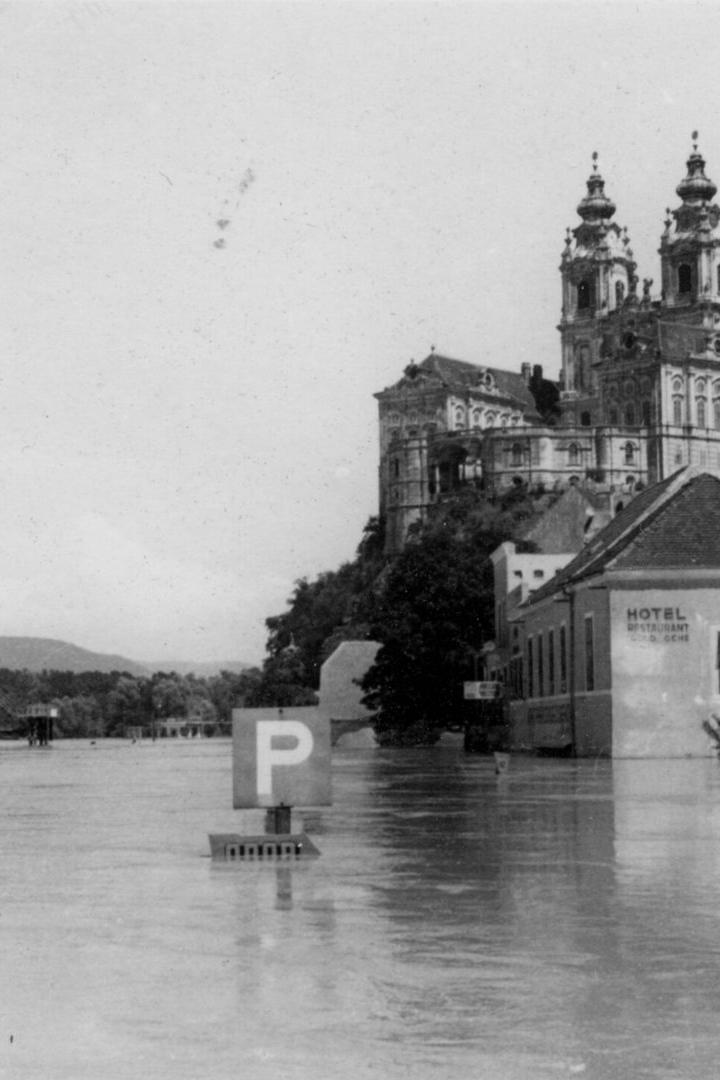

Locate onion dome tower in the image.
[558,153,637,425]
[660,132,720,313]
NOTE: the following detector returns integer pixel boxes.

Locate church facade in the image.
[376,137,720,553]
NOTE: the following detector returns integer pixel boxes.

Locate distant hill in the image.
[0,637,149,675]
[0,638,255,678]
[145,660,253,677]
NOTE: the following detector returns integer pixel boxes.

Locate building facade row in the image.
[489,468,720,758]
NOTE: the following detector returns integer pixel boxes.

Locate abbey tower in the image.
[376,136,720,554]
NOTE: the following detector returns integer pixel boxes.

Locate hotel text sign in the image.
[626,605,689,644]
[232,707,332,808]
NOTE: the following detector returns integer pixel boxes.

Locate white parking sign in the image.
[232,707,332,808]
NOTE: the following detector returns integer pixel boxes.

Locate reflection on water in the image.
[1,741,720,1078]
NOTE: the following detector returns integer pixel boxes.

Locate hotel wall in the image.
[609,584,720,757]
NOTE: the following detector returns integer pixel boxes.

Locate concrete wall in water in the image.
[319,641,380,721]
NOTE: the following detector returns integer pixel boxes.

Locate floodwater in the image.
[1,742,720,1080]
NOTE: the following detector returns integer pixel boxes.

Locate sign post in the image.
[209,707,331,861]
[463,681,502,700]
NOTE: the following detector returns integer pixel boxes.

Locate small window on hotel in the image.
[537,634,544,697]
[527,638,534,699]
[584,616,595,692]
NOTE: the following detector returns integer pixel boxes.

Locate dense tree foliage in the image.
[257,516,386,694]
[0,667,264,740]
[245,491,549,741]
[362,487,545,744]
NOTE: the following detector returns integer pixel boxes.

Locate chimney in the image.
[521,362,532,384]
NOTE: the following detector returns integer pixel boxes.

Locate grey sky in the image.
[0,1,715,664]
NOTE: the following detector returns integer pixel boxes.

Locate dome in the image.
[676,133,717,203]
[576,153,616,222]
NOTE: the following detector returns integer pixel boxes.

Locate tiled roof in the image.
[524,467,709,604]
[380,353,539,412]
[613,472,720,568]
[421,354,536,408]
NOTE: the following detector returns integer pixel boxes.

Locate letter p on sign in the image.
[232,707,332,808]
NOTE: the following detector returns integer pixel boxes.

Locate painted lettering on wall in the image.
[626,606,689,644]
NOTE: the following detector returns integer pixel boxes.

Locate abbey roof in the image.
[377,353,538,411]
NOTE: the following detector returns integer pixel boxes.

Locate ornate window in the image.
[454,407,465,429]
[624,402,636,425]
[615,280,625,306]
[624,442,636,465]
[608,404,619,425]
[511,442,523,466]
[672,377,684,394]
[697,397,707,428]
[577,280,592,310]
[568,442,580,465]
[575,344,590,391]
[485,413,495,428]
[472,409,481,427]
[624,379,636,397]
[678,263,693,294]
[673,396,683,426]
[641,399,652,425]
[580,410,591,427]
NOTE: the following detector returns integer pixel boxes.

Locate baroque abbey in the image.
[376,136,720,553]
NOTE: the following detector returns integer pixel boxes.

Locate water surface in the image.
[0,740,719,1079]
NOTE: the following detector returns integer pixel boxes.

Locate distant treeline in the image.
[0,667,280,739]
